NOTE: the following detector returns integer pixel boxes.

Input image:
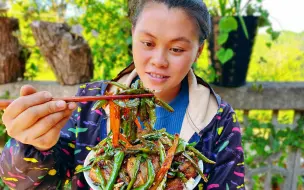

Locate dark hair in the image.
[128,0,211,44]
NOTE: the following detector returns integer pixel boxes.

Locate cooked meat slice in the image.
[165,178,184,190]
[133,161,147,187]
[178,161,197,179]
[151,154,160,173]
[89,168,99,183]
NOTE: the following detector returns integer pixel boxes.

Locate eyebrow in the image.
[139,30,192,44]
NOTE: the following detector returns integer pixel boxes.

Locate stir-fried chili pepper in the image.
[114,99,140,108]
[92,99,108,110]
[156,174,167,190]
[125,147,158,154]
[109,101,120,147]
[155,98,174,112]
[119,89,146,95]
[175,139,187,155]
[96,166,107,189]
[130,123,137,143]
[75,165,92,174]
[134,118,142,131]
[119,167,130,185]
[176,172,187,183]
[131,79,140,89]
[150,134,179,190]
[139,98,148,121]
[159,141,166,164]
[105,151,125,190]
[186,146,216,164]
[119,134,132,148]
[126,155,141,190]
[133,159,155,190]
[93,137,109,151]
[182,152,208,183]
[105,81,129,90]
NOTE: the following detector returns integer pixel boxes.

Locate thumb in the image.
[20,85,37,96]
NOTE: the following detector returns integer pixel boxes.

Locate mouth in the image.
[146,72,170,79]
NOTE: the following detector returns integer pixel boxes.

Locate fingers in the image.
[7,101,77,137]
[20,85,37,96]
[33,116,72,151]
[5,91,53,120]
[26,107,74,140]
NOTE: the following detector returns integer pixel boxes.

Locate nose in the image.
[151,48,169,68]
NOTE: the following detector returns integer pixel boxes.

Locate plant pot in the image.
[0,17,26,84]
[208,16,259,87]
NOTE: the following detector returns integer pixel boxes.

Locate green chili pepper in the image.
[96,166,107,189]
[133,159,155,190]
[182,152,208,183]
[155,98,174,112]
[113,100,127,107]
[131,79,140,89]
[93,137,109,151]
[159,142,166,164]
[119,167,130,185]
[130,122,137,143]
[176,172,188,183]
[105,151,125,190]
[186,146,216,164]
[105,81,129,90]
[120,183,127,190]
[74,165,92,174]
[125,147,158,154]
[92,100,108,110]
[144,98,155,107]
[143,121,152,131]
[114,99,140,108]
[175,139,187,155]
[127,155,142,190]
[119,89,146,95]
[126,98,140,107]
[139,98,148,121]
[156,174,167,190]
[122,120,130,137]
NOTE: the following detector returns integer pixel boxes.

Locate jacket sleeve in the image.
[0,91,82,189]
[205,105,245,190]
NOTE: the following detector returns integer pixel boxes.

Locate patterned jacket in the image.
[0,64,245,190]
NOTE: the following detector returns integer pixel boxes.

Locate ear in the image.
[194,43,204,62]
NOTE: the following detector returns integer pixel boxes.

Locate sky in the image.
[262,0,304,33]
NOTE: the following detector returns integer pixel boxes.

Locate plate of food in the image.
[76,80,215,190]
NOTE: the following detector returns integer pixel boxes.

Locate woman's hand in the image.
[2,85,77,151]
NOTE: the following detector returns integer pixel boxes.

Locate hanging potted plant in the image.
[207,0,280,87]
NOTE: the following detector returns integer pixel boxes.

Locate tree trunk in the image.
[31,21,93,85]
[0,17,26,84]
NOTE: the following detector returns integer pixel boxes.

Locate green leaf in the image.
[217,32,229,45]
[219,17,238,33]
[216,48,234,64]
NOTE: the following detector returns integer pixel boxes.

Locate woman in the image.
[0,0,245,189]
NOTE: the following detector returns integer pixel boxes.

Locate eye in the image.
[142,42,154,47]
[170,48,184,53]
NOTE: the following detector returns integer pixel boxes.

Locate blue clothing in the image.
[154,77,189,135]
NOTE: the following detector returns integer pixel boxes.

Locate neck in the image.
[153,83,181,103]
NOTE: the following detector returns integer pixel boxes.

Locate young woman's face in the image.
[132,2,203,101]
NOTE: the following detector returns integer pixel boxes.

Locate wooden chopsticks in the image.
[0,94,154,110]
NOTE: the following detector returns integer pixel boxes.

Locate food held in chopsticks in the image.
[77,80,215,190]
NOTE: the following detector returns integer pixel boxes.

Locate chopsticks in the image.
[0,94,154,110]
